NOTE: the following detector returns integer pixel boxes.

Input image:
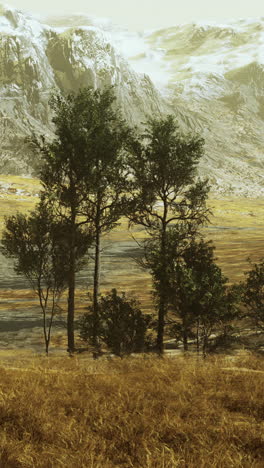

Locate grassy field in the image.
[0,352,263,467]
[0,181,263,465]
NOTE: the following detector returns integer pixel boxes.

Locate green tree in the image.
[33,87,130,353]
[242,259,264,332]
[1,204,88,354]
[166,237,239,355]
[32,90,96,352]
[79,289,151,357]
[127,115,210,353]
[74,88,131,356]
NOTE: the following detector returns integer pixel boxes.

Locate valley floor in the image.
[0,175,264,351]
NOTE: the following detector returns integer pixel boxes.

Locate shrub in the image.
[79,289,152,356]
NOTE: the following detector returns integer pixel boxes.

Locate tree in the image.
[32,87,130,353]
[74,88,131,356]
[79,289,152,357]
[127,115,210,353]
[1,204,88,354]
[31,89,96,352]
[166,237,239,355]
[242,259,264,332]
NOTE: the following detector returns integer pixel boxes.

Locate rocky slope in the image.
[0,5,264,196]
[144,21,264,196]
[48,15,264,196]
[0,5,165,175]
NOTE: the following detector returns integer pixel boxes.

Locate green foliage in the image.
[1,203,91,353]
[127,115,210,232]
[166,236,240,353]
[31,86,133,352]
[142,225,194,300]
[79,289,152,356]
[127,115,210,352]
[242,259,264,331]
[39,87,131,229]
[144,228,240,353]
[2,204,67,288]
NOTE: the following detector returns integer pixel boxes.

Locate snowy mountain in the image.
[0,5,264,196]
[0,5,165,174]
[143,21,264,196]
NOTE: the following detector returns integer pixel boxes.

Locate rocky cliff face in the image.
[141,21,264,196]
[0,6,264,196]
[0,5,165,174]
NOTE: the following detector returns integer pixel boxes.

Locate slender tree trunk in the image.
[93,201,101,357]
[157,296,165,355]
[157,221,167,355]
[196,319,200,353]
[43,315,49,355]
[46,300,56,356]
[38,285,50,355]
[67,206,76,354]
[182,313,188,351]
[183,330,188,352]
[202,333,208,358]
[43,314,50,355]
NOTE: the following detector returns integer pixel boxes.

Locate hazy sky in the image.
[5,0,264,30]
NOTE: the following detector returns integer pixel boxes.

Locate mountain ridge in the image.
[0,4,166,174]
[0,5,264,196]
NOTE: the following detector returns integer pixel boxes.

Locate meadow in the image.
[0,177,263,467]
[0,351,263,467]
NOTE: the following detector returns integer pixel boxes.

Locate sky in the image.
[5,0,264,31]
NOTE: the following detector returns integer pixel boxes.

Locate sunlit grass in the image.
[0,353,263,467]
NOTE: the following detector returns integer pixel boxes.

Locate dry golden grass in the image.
[0,353,263,467]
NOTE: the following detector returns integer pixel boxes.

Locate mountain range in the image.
[0,4,264,196]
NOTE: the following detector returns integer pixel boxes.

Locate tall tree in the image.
[31,89,96,352]
[75,88,131,355]
[127,115,210,353]
[33,87,131,354]
[141,224,196,350]
[1,204,88,354]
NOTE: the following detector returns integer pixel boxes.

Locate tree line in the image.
[1,87,263,356]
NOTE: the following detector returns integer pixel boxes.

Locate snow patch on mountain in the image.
[0,4,166,174]
[0,5,263,196]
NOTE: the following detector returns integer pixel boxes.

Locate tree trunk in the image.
[67,208,76,354]
[68,255,75,353]
[182,313,188,351]
[157,296,165,355]
[45,339,49,355]
[183,330,188,352]
[157,221,167,355]
[39,288,50,355]
[93,217,101,357]
[196,319,200,353]
[202,334,208,358]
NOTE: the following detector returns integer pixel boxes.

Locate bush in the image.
[242,258,264,332]
[79,289,152,356]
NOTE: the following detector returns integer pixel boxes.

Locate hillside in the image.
[46,15,264,196]
[0,6,264,194]
[0,5,165,175]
